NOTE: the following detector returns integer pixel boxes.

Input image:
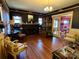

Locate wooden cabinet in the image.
[22,24,39,35]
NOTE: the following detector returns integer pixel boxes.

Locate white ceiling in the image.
[6,0,79,13]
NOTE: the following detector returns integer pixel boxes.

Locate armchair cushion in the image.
[64,37,75,43]
[64,32,76,43]
[5,36,27,55]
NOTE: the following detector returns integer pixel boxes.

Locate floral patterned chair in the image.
[5,36,27,59]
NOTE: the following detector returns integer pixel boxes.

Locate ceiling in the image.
[6,0,79,13]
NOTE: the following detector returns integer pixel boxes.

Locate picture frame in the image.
[28,15,33,23]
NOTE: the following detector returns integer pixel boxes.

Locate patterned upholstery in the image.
[5,36,27,59]
[64,31,76,43]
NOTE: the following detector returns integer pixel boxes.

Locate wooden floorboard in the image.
[15,35,67,59]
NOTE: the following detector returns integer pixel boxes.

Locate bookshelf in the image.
[42,16,52,36]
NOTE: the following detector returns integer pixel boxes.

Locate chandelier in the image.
[44,0,53,12]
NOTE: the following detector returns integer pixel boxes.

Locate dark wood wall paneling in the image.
[46,3,79,16]
[10,11,28,23]
[46,3,79,29]
[72,7,79,28]
[9,8,45,23]
[0,0,2,4]
[9,9,46,35]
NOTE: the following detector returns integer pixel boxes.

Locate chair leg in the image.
[13,55,17,59]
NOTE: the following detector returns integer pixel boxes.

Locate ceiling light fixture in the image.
[44,0,53,12]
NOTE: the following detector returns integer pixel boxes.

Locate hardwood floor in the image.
[17,35,67,59]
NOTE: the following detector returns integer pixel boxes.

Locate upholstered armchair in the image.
[5,36,27,59]
[0,33,5,59]
[64,31,76,43]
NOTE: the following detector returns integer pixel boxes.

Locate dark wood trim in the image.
[1,0,9,11]
[4,0,9,8]
[0,0,2,4]
[5,1,79,17]
[46,3,79,16]
[9,8,45,16]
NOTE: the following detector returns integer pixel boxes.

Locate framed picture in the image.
[28,15,33,23]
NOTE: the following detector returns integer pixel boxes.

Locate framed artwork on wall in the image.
[28,15,33,23]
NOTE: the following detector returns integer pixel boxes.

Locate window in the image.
[38,18,42,25]
[63,20,69,24]
[53,20,58,28]
[13,16,22,24]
